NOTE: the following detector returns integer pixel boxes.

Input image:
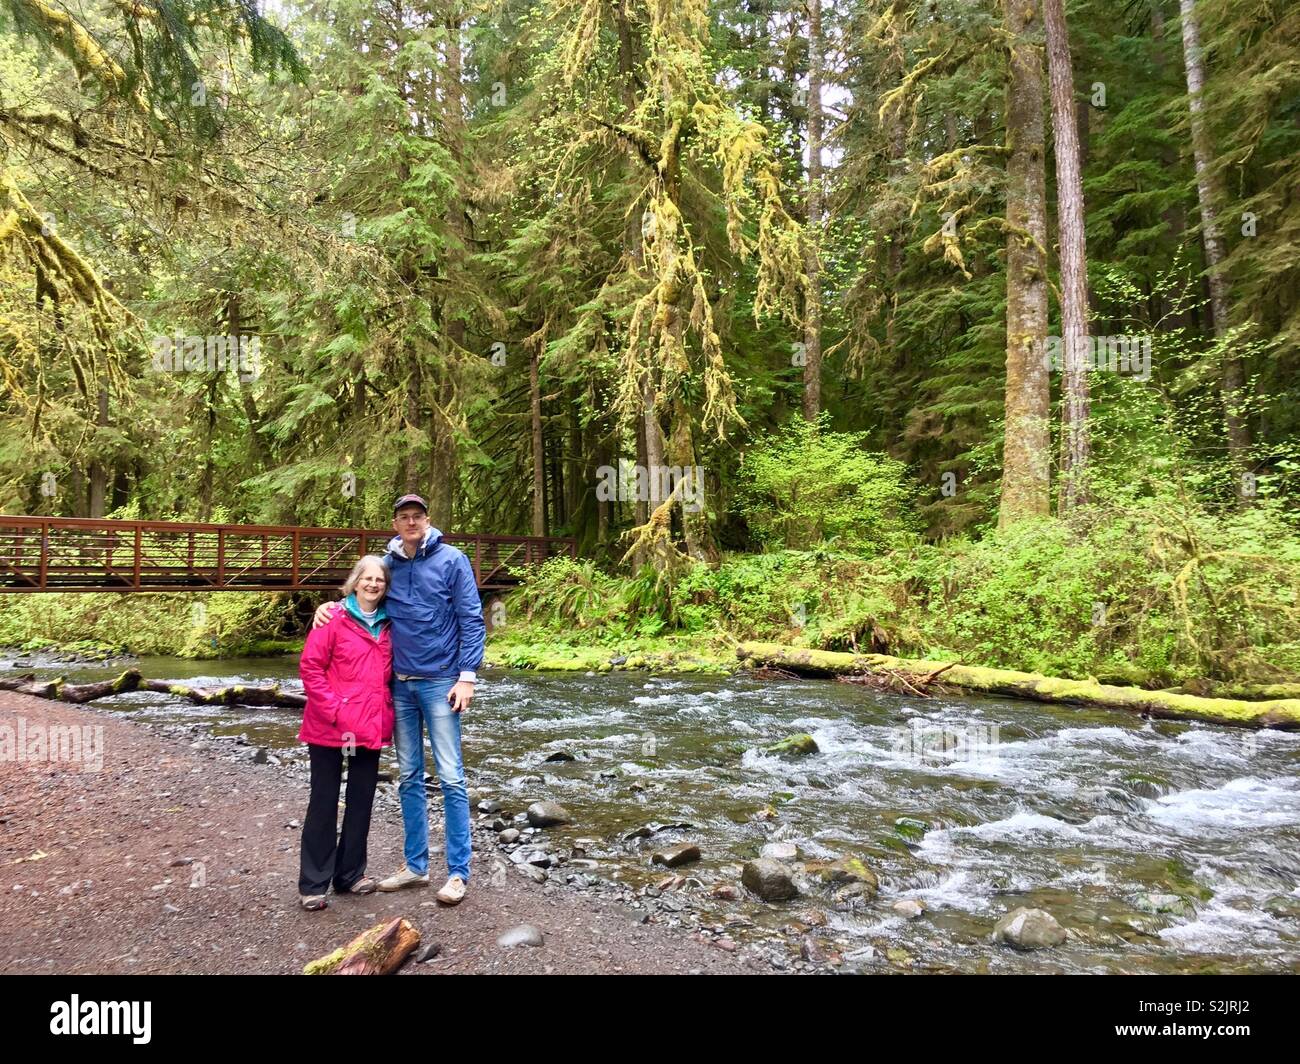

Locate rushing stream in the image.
[5,651,1299,973]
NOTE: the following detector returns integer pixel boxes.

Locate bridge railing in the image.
[0,516,575,593]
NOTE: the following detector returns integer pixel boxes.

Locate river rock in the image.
[526,801,571,828]
[1263,894,1300,919]
[800,936,830,964]
[623,821,694,840]
[760,841,799,861]
[544,751,576,762]
[651,843,701,868]
[893,899,926,919]
[1134,892,1198,919]
[741,858,799,902]
[764,733,819,757]
[710,884,740,901]
[515,864,548,884]
[893,817,928,842]
[992,907,1067,950]
[497,924,544,948]
[1122,773,1174,800]
[810,857,879,896]
[477,799,502,814]
[498,828,521,845]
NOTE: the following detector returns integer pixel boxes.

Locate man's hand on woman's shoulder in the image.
[312,601,342,629]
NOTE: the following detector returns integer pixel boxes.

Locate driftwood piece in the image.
[303,918,421,976]
[745,666,802,681]
[737,642,1300,730]
[839,659,957,699]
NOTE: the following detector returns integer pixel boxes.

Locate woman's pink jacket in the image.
[298,612,394,750]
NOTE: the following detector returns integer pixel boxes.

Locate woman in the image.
[296,555,395,910]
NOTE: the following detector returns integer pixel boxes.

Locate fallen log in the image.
[0,669,304,710]
[141,678,305,709]
[60,670,144,702]
[1171,680,1300,702]
[303,918,421,975]
[736,642,1300,730]
[0,669,143,701]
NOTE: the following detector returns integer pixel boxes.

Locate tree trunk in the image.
[1044,0,1090,512]
[429,12,467,529]
[198,375,218,519]
[801,0,824,421]
[401,359,423,492]
[998,0,1051,527]
[549,416,564,531]
[229,294,268,472]
[87,384,109,518]
[1178,0,1250,495]
[528,342,546,536]
[668,397,715,561]
[632,394,649,567]
[1150,4,1191,331]
[426,374,457,529]
[594,381,612,546]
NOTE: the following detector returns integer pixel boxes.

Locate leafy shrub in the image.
[736,413,919,554]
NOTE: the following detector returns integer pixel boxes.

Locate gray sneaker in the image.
[435,876,467,905]
[377,867,430,892]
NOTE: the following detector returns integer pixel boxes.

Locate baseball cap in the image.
[393,493,429,515]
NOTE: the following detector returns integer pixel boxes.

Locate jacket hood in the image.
[385,525,443,560]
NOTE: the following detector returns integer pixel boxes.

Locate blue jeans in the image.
[392,677,471,881]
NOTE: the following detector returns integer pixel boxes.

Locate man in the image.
[313,493,485,905]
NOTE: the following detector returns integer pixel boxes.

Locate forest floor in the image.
[0,690,769,975]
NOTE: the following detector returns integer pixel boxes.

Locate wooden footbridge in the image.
[0,516,574,594]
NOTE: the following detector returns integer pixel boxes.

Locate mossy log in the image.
[0,669,305,709]
[0,668,143,701]
[303,918,421,976]
[736,642,1300,730]
[140,678,305,709]
[1171,680,1300,702]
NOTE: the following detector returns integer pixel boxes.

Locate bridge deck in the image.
[0,516,574,594]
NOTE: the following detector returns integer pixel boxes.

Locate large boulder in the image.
[741,858,799,902]
[651,842,701,868]
[526,801,572,828]
[992,907,1067,950]
[764,733,819,757]
[807,857,879,898]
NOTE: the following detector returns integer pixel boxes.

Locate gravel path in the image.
[0,691,769,975]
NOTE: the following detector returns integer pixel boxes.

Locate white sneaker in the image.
[435,876,467,905]
[377,867,430,892]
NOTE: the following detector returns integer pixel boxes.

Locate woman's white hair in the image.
[341,554,390,597]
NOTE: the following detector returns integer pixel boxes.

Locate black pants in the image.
[298,743,381,895]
